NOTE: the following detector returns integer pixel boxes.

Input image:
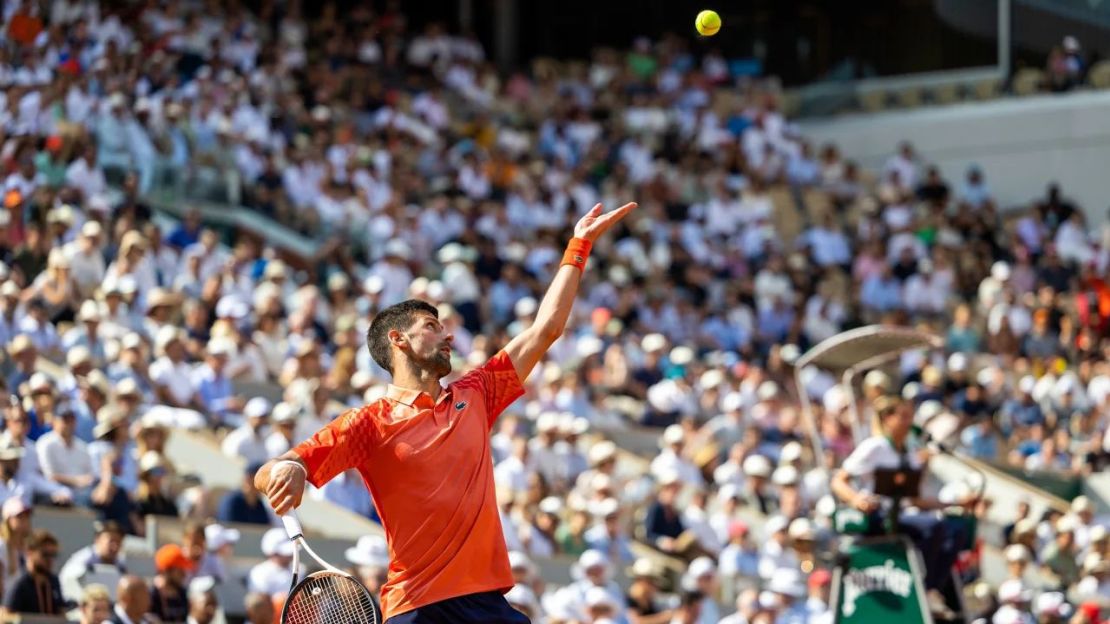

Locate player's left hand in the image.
[574,202,637,243]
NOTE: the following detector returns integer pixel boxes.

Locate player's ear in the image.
[387,328,407,349]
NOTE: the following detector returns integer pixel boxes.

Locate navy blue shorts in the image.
[386,591,530,624]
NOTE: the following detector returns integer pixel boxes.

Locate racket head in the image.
[280,570,380,624]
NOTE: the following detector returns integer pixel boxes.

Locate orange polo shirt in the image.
[293,350,525,620]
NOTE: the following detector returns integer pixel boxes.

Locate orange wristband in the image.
[560,237,592,271]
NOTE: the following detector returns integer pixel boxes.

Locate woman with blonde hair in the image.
[0,498,33,596]
[78,583,111,624]
[23,248,80,323]
[135,451,178,518]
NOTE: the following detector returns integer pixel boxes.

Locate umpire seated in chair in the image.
[831,395,975,618]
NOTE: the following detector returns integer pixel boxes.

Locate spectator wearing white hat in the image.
[221,397,272,466]
[993,579,1035,624]
[757,515,799,580]
[650,424,704,489]
[149,326,201,411]
[585,497,635,565]
[504,584,540,622]
[740,453,775,515]
[700,392,746,458]
[191,337,245,427]
[560,550,626,624]
[264,402,299,458]
[345,535,388,613]
[1040,515,1080,589]
[644,470,702,560]
[766,567,809,624]
[202,523,240,583]
[624,557,671,624]
[247,528,297,597]
[185,574,219,624]
[682,556,720,624]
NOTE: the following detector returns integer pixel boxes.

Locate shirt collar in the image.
[385,384,445,410]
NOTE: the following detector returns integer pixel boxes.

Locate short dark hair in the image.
[27,529,58,552]
[366,299,439,374]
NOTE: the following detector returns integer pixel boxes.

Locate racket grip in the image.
[281,512,304,540]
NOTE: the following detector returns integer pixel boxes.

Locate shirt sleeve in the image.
[469,350,526,429]
[292,409,374,489]
[841,437,880,477]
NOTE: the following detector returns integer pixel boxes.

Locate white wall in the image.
[798,91,1110,224]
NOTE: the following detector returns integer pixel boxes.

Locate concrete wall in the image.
[798,90,1110,224]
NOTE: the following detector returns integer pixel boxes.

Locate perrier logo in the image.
[842,559,914,616]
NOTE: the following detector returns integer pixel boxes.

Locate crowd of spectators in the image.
[2,0,1110,623]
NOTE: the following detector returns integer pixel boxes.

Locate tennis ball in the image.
[696,10,721,37]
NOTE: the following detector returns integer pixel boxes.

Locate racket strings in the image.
[284,572,379,624]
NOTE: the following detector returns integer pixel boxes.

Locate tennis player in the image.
[254,201,636,623]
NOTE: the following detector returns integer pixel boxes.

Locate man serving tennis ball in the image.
[254,201,636,623]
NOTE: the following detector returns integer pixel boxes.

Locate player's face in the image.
[401,313,453,377]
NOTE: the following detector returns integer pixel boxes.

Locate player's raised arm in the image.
[503,202,636,381]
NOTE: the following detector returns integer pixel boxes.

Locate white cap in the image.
[1034,592,1069,617]
[593,497,620,518]
[687,556,716,579]
[780,441,803,463]
[757,381,779,401]
[662,424,685,445]
[823,386,849,413]
[998,579,1031,604]
[538,496,563,515]
[656,469,681,487]
[1018,376,1036,394]
[669,346,695,366]
[1072,496,1093,514]
[261,528,294,558]
[205,524,241,551]
[863,370,890,389]
[947,353,968,372]
[641,333,667,353]
[700,369,724,389]
[504,584,538,612]
[1004,544,1030,563]
[584,586,615,608]
[717,483,741,503]
[536,412,560,432]
[767,567,806,597]
[576,549,610,575]
[1090,525,1108,542]
[992,261,1011,281]
[788,518,815,540]
[916,400,943,426]
[514,297,537,318]
[743,454,772,478]
[588,441,617,466]
[206,337,237,357]
[271,402,298,424]
[772,465,799,486]
[721,392,744,413]
[765,515,790,535]
[1056,514,1079,534]
[243,397,271,420]
[345,535,389,567]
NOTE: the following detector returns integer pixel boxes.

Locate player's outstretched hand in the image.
[261,461,306,516]
[573,202,637,243]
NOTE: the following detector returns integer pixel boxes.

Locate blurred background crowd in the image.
[2,0,1110,623]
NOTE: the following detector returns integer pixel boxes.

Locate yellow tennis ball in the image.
[696,10,721,36]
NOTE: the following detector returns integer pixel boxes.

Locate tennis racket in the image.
[279,512,381,624]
